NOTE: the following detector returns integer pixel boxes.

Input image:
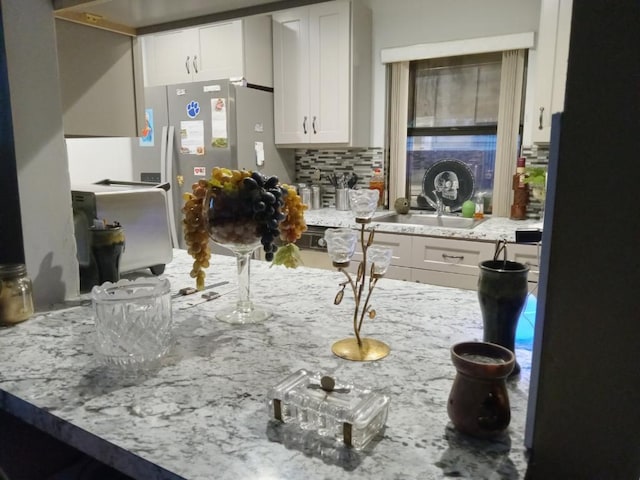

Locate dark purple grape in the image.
[243,177,259,190]
[267,218,278,230]
[253,201,266,212]
[261,192,276,204]
[251,171,266,186]
[265,176,279,189]
[265,252,274,262]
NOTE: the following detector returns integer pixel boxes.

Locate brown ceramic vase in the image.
[447,341,515,439]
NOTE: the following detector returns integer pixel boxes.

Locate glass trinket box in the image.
[267,369,390,450]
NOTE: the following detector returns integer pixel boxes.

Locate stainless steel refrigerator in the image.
[131,79,295,249]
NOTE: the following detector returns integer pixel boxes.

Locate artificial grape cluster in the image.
[278,184,308,244]
[182,179,211,290]
[183,168,307,289]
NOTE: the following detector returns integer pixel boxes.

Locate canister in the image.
[335,188,350,211]
[311,185,321,210]
[298,183,311,208]
[0,264,34,325]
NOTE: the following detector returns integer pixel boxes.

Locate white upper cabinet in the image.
[141,16,272,87]
[531,0,573,144]
[272,0,371,147]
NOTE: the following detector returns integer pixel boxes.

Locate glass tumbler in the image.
[91,277,173,369]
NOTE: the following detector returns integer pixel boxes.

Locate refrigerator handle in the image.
[185,56,191,75]
[162,125,180,248]
[160,126,168,184]
[193,55,198,74]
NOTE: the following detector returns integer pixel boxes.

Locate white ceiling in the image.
[53,0,317,32]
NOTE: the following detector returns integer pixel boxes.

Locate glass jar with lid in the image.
[0,264,34,325]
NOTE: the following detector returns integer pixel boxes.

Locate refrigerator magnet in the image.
[194,167,206,176]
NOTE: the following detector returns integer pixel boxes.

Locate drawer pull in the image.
[442,253,464,261]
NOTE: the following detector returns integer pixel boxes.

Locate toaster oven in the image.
[71,180,173,275]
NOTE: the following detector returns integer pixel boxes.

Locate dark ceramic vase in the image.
[447,341,515,438]
[477,259,529,376]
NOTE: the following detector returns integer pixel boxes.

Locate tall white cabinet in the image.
[272,0,371,147]
[141,16,273,87]
[530,0,573,143]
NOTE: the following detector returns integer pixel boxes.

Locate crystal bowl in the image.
[91,277,173,368]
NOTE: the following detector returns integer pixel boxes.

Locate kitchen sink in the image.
[373,213,486,229]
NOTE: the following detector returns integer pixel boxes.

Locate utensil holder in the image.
[335,188,350,211]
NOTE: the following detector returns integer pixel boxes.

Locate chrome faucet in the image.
[432,190,445,216]
[424,189,447,216]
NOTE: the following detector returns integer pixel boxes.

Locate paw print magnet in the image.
[186,100,200,119]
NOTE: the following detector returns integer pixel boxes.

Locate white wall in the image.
[66,138,134,184]
[365,0,542,146]
[2,0,80,304]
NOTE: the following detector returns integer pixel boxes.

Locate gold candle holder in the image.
[326,189,392,361]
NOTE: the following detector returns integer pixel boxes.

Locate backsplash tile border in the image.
[295,148,384,208]
[521,144,549,219]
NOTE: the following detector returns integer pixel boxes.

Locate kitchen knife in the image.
[172,281,229,299]
[179,288,237,310]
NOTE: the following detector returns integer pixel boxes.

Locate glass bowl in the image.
[91,277,173,369]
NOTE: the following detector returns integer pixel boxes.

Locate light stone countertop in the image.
[304,208,543,243]
[0,249,533,480]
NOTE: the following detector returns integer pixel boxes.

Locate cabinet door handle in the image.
[442,253,464,261]
[185,56,191,74]
[312,116,317,134]
[193,55,198,74]
[302,116,307,134]
[538,106,544,130]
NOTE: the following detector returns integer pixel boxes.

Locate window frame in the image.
[382,34,534,216]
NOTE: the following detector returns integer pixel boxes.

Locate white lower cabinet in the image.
[411,269,482,291]
[411,237,495,277]
[347,232,413,281]
[320,228,541,291]
[507,243,541,288]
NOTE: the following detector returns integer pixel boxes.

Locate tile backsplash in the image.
[295,148,384,208]
[521,144,549,219]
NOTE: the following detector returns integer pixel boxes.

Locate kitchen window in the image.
[385,42,528,217]
[407,53,503,211]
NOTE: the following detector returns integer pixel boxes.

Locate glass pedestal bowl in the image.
[205,193,272,324]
